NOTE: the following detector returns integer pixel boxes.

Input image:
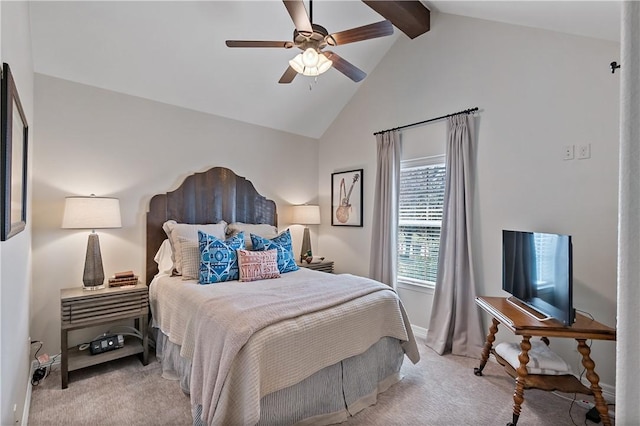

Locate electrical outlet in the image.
[563,145,574,160]
[577,144,591,159]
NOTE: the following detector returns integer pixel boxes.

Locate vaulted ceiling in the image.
[29,1,621,139]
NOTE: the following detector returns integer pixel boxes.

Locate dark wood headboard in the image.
[146,167,278,284]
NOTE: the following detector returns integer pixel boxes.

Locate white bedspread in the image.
[150,268,419,425]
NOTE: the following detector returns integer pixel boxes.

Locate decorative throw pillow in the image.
[198,231,245,284]
[162,220,227,275]
[250,229,299,274]
[237,249,280,282]
[226,222,278,250]
[178,237,200,280]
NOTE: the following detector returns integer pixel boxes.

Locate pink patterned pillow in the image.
[237,249,281,282]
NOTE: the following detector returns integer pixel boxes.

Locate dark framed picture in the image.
[1,63,29,241]
[331,169,363,227]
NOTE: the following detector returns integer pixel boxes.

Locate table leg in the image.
[61,329,68,389]
[507,335,532,426]
[141,314,149,365]
[474,317,500,376]
[576,339,611,426]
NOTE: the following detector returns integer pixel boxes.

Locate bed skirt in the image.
[154,328,405,425]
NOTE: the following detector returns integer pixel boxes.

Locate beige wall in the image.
[31,74,318,356]
[318,13,620,392]
[0,2,34,425]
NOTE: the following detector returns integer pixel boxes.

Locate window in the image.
[397,156,446,288]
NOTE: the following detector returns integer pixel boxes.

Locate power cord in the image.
[575,308,595,320]
[31,367,47,386]
[32,340,43,361]
[31,340,61,386]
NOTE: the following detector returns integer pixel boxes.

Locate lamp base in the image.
[83,233,105,289]
[300,227,312,263]
[83,284,106,291]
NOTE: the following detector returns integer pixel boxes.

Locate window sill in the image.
[397,281,435,295]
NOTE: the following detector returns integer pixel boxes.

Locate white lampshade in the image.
[62,196,122,230]
[289,48,332,77]
[292,204,321,225]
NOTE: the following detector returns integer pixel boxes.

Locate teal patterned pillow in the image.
[198,231,245,284]
[250,229,299,274]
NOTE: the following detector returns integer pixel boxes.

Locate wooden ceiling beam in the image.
[362,1,430,39]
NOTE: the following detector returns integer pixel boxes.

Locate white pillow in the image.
[162,220,227,275]
[494,341,572,375]
[154,239,174,276]
[226,222,277,250]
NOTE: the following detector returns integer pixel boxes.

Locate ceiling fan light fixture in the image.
[316,53,332,73]
[289,54,306,74]
[289,49,332,77]
[301,47,319,67]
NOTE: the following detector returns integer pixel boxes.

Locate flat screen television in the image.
[502,230,575,326]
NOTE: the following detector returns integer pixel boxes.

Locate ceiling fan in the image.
[225,0,395,84]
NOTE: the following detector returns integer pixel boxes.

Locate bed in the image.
[146,167,420,425]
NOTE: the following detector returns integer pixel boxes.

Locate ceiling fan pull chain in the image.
[309,75,320,91]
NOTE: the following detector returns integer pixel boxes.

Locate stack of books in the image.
[108,270,139,287]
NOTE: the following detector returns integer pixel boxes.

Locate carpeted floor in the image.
[28,338,606,425]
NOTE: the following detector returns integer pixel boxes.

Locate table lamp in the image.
[291,204,321,263]
[62,195,122,290]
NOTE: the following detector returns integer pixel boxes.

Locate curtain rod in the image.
[373,107,479,136]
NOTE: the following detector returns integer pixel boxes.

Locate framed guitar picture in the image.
[331,169,363,227]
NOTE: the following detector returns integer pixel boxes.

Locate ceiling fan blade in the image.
[283,0,313,37]
[279,66,298,84]
[323,51,366,82]
[362,1,430,39]
[226,40,294,49]
[327,20,393,46]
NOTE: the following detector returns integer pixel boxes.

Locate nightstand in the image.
[60,282,149,389]
[297,260,334,273]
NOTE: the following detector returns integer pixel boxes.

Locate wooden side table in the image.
[297,260,334,273]
[60,282,149,389]
[474,296,616,426]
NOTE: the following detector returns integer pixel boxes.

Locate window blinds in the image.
[398,159,446,286]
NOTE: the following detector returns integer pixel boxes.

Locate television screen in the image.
[502,230,574,326]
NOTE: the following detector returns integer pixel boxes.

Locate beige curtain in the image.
[369,130,401,287]
[425,114,484,357]
[617,1,640,422]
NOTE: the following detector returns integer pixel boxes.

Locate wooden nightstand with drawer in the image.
[297,260,334,273]
[60,282,149,388]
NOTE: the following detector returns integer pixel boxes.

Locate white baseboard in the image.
[23,361,36,426]
[22,378,31,426]
[411,325,427,340]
